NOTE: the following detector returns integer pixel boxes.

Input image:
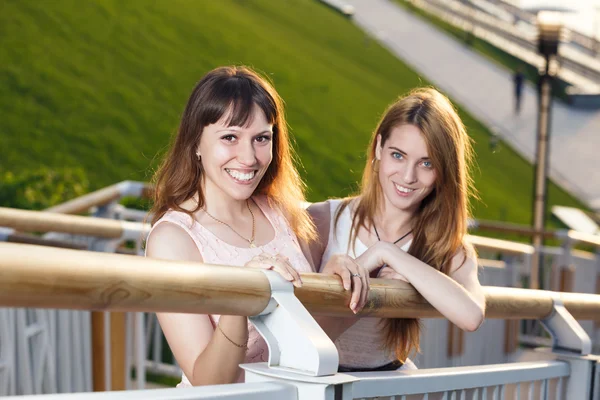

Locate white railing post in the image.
[248,270,338,376]
[540,292,597,399]
[243,270,354,400]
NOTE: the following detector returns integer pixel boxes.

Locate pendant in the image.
[249,241,256,248]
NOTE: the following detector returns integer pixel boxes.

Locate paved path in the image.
[345,0,600,209]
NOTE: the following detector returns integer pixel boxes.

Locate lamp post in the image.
[530,11,562,289]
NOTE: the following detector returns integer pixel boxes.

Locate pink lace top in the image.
[147,196,313,385]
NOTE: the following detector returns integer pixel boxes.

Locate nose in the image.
[237,139,257,166]
[403,163,418,184]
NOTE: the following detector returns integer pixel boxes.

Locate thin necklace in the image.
[373,224,412,245]
[202,199,256,248]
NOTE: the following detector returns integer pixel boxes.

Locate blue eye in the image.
[392,152,403,160]
[422,160,433,168]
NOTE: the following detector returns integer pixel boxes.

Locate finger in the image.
[272,256,301,284]
[364,268,371,308]
[340,268,352,291]
[350,275,362,313]
[270,260,302,287]
[245,260,274,270]
[281,258,302,285]
[359,270,369,311]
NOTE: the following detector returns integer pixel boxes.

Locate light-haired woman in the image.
[309,88,486,372]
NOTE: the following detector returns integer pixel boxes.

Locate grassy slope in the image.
[0,0,585,225]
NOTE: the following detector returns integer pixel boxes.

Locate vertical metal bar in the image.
[135,312,145,390]
[460,389,466,400]
[483,386,488,400]
[516,382,521,400]
[125,313,132,390]
[104,311,111,391]
[153,316,162,364]
[541,379,548,400]
[82,311,92,391]
[499,384,505,399]
[556,377,563,400]
[528,381,535,400]
[530,62,554,290]
[493,385,500,400]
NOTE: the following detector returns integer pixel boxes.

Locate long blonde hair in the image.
[336,88,476,361]
[151,66,315,242]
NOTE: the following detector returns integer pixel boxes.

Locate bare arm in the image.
[358,242,486,332]
[147,223,247,385]
[306,202,369,340]
[305,201,331,271]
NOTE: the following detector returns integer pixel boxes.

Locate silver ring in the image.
[351,273,361,278]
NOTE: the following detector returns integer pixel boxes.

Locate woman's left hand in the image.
[356,241,412,274]
[320,254,370,313]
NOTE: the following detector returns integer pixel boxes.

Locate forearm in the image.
[401,263,484,331]
[369,245,484,331]
[191,315,248,385]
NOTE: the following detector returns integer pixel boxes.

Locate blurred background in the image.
[2,0,600,395]
[2,0,598,227]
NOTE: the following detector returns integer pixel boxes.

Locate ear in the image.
[375,134,382,161]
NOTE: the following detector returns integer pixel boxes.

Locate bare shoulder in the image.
[146,222,203,263]
[449,243,477,277]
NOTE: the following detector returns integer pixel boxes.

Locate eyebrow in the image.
[216,128,273,135]
[388,146,430,160]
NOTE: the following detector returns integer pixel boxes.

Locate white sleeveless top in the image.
[321,199,416,369]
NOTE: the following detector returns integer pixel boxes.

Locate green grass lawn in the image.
[0,0,586,226]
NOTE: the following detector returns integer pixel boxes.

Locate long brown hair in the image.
[151,66,315,241]
[336,88,476,361]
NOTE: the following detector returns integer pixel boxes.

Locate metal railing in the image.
[0,241,599,399]
[1,182,600,397]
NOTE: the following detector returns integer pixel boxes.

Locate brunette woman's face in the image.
[376,124,436,213]
[197,105,273,202]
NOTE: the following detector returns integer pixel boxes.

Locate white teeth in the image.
[226,169,255,181]
[395,183,415,193]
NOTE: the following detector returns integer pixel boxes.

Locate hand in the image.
[245,253,303,287]
[377,266,409,282]
[321,254,369,314]
[357,241,411,275]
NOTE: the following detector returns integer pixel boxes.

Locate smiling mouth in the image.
[394,183,416,194]
[225,168,257,182]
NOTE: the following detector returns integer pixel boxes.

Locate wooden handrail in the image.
[466,234,534,255]
[5,232,87,250]
[472,220,600,248]
[1,207,537,256]
[471,219,557,239]
[564,230,600,247]
[0,207,147,239]
[45,181,153,215]
[1,242,599,321]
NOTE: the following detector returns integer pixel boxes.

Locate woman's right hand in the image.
[245,253,303,288]
[320,254,370,313]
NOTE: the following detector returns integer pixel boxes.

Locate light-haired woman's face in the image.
[376,124,436,214]
[198,105,273,202]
